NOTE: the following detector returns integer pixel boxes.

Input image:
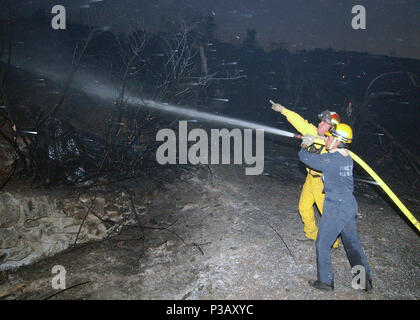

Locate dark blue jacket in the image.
[298,149,354,197]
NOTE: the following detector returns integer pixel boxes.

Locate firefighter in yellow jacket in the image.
[270,100,341,248]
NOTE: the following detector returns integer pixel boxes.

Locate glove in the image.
[270,100,284,113]
[301,134,315,148]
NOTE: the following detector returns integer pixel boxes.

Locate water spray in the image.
[131,98,298,138]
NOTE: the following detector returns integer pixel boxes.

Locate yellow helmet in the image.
[325,123,353,144]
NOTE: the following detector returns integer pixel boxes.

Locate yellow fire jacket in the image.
[281,107,327,176]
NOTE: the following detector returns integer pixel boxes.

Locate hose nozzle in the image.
[294,133,325,146]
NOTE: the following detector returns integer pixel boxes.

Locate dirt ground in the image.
[1,140,419,300]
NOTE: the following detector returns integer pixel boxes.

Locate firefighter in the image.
[270,100,341,248]
[299,124,372,291]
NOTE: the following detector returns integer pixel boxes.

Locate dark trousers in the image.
[316,196,371,285]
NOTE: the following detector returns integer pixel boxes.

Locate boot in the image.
[308,279,334,291]
[365,279,373,292]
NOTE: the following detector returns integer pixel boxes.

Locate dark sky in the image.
[13,0,420,59]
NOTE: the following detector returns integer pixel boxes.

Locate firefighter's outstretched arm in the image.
[270,100,317,136]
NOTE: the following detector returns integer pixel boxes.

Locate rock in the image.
[0,253,6,264]
[104,203,119,212]
[4,245,32,262]
[63,225,81,234]
[79,194,91,204]
[105,210,122,223]
[19,196,49,220]
[182,203,199,211]
[42,217,75,230]
[93,196,105,213]
[24,219,40,228]
[0,193,21,228]
[0,190,121,270]
[0,229,20,249]
[40,234,69,256]
[25,228,42,242]
[65,205,86,219]
[23,196,49,220]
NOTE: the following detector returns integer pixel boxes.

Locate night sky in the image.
[9,0,420,59]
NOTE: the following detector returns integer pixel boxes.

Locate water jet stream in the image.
[130,97,296,137]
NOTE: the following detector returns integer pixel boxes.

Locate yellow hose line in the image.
[349,151,420,232]
[312,138,420,231]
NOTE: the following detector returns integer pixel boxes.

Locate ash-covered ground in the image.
[1,140,419,300]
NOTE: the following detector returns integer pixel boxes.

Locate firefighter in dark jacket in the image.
[298,123,372,291]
